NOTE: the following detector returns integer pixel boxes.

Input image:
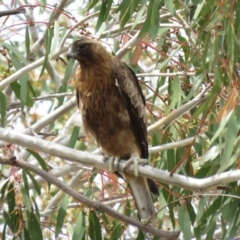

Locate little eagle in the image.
[67,36,158,224]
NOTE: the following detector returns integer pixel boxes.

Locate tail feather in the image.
[148,179,159,195]
[124,173,156,227]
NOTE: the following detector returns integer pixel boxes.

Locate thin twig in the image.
[0,156,179,239]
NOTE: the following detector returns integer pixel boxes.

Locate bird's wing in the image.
[112,57,148,159]
[112,57,158,194]
[112,58,157,226]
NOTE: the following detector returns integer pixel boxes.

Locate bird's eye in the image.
[78,44,87,51]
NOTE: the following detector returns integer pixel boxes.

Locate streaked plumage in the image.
[67,36,158,225]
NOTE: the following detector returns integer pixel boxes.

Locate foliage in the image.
[0,0,240,239]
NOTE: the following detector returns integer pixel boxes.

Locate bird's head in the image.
[67,36,110,65]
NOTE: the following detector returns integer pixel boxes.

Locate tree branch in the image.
[149,134,207,154]
[0,8,26,17]
[0,97,76,148]
[0,47,68,91]
[147,85,210,134]
[0,156,179,239]
[0,127,239,192]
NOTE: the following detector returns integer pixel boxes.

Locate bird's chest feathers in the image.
[79,84,129,135]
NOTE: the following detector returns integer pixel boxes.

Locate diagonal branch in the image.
[147,85,210,134]
[0,97,76,148]
[0,156,179,239]
[0,47,67,91]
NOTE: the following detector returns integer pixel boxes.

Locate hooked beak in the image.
[66,48,76,60]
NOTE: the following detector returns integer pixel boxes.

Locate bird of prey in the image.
[67,36,158,226]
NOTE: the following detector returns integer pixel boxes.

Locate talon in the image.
[122,158,148,177]
[123,158,137,176]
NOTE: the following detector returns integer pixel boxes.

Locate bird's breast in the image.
[81,86,129,133]
[79,87,140,158]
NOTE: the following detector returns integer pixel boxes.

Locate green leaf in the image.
[5,183,18,233]
[1,42,28,65]
[25,170,41,195]
[151,0,162,26]
[22,169,29,196]
[7,183,16,214]
[227,22,235,77]
[26,149,48,172]
[69,126,80,148]
[3,209,17,234]
[124,198,132,217]
[63,58,75,84]
[205,215,217,240]
[195,197,207,223]
[198,197,222,223]
[39,27,53,79]
[58,25,67,47]
[131,1,146,30]
[136,230,145,240]
[2,215,7,240]
[55,194,69,238]
[27,211,43,240]
[0,179,9,200]
[162,187,175,228]
[39,0,46,13]
[164,0,175,16]
[72,211,85,240]
[67,223,74,239]
[10,54,29,110]
[21,227,32,240]
[138,0,153,37]
[89,210,102,240]
[165,76,181,114]
[148,20,159,39]
[219,113,239,172]
[9,53,29,110]
[167,147,175,172]
[98,210,109,225]
[158,191,166,226]
[21,184,32,212]
[96,0,112,31]
[10,82,21,99]
[209,110,233,145]
[117,1,131,28]
[26,150,50,189]
[110,222,122,240]
[178,204,192,240]
[186,201,196,225]
[25,27,30,58]
[0,92,6,127]
[20,73,28,110]
[32,196,41,220]
[27,80,37,99]
[57,83,68,107]
[226,210,240,239]
[131,0,140,13]
[139,0,163,38]
[85,0,99,11]
[159,45,182,70]
[50,21,60,58]
[57,58,74,106]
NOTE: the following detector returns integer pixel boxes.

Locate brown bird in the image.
[67,36,158,226]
